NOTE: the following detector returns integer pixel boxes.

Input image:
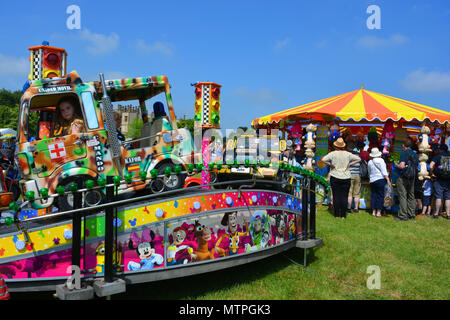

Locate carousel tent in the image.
[0,128,16,136]
[252,86,450,127]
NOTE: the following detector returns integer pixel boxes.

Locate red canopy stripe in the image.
[313,90,360,116]
[362,90,401,121]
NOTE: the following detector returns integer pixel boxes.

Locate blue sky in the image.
[0,0,449,129]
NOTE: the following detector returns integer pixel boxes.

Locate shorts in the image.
[348,175,361,198]
[423,195,431,206]
[433,179,450,200]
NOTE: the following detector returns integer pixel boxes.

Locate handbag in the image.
[383,184,393,207]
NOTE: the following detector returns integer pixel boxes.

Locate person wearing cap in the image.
[430,144,450,219]
[368,147,391,217]
[322,137,361,219]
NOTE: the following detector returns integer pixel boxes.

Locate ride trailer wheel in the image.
[155,163,186,192]
[56,179,105,212]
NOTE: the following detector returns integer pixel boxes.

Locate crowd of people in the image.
[321,136,449,221]
[284,130,449,221]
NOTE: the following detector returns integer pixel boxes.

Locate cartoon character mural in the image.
[191,220,215,262]
[94,242,122,274]
[167,225,195,266]
[215,211,250,257]
[246,210,271,252]
[272,212,288,245]
[127,229,164,271]
[0,192,302,281]
[287,214,296,240]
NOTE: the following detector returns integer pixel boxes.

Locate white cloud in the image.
[273,38,291,51]
[78,29,119,55]
[135,39,174,56]
[357,33,408,48]
[234,87,281,105]
[0,53,29,76]
[400,69,450,93]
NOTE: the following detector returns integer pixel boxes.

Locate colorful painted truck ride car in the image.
[17,69,198,211]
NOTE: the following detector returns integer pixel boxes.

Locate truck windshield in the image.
[28,93,85,140]
[81,91,99,130]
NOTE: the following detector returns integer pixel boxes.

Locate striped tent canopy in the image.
[252,87,450,127]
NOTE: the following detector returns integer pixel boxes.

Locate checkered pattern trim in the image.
[31,49,43,80]
[201,85,210,125]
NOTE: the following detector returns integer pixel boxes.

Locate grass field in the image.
[115,206,449,300]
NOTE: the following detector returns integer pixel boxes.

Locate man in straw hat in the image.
[322,138,361,219]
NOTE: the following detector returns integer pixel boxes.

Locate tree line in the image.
[0,89,22,130]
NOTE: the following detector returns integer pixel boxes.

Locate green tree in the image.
[0,88,41,141]
[177,118,194,137]
[0,89,21,108]
[0,88,21,131]
[0,105,18,130]
[127,117,144,139]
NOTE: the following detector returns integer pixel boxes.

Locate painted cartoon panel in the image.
[123,224,165,272]
[246,210,271,252]
[165,209,297,268]
[1,191,301,281]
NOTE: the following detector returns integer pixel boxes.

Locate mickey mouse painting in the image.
[127,229,164,271]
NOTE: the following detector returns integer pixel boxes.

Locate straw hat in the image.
[369,147,382,158]
[333,137,346,149]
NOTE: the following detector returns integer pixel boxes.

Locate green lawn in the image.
[118,206,449,300]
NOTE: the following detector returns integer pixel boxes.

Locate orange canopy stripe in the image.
[361,90,400,121]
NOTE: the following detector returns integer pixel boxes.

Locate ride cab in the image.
[17,69,197,211]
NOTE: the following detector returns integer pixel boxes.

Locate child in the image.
[420,178,432,217]
[52,96,85,137]
[67,118,85,135]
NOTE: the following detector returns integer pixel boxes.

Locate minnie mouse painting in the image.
[127,229,164,271]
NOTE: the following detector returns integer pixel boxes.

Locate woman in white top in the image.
[322,138,361,219]
[368,148,392,217]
